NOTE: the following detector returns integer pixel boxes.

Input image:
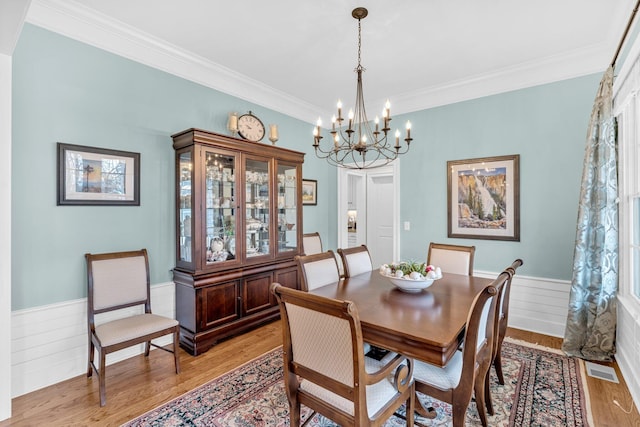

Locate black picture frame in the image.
[302,179,317,205]
[57,142,140,206]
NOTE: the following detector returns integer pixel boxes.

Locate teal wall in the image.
[396,75,599,278]
[12,23,599,310]
[11,24,333,310]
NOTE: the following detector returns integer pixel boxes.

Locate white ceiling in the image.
[22,0,638,123]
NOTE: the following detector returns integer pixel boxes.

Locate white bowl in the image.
[381,272,436,293]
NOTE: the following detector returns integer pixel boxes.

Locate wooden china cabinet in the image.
[172,128,304,355]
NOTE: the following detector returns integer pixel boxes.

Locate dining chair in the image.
[427,242,476,276]
[86,249,180,406]
[338,245,373,277]
[302,232,323,255]
[270,283,415,427]
[408,271,509,427]
[295,250,341,291]
[482,260,522,416]
[492,258,523,385]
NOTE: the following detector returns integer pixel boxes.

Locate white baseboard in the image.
[10,282,175,398]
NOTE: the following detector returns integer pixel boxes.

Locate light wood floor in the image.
[1,322,638,426]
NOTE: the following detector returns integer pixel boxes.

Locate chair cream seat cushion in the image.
[412,350,463,390]
[381,350,463,391]
[299,356,401,418]
[95,313,179,347]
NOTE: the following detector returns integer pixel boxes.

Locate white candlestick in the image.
[228,112,238,133]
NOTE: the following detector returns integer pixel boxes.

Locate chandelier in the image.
[313,7,413,169]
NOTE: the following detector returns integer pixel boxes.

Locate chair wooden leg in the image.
[474,379,489,427]
[289,401,301,426]
[87,338,94,378]
[406,386,415,427]
[451,403,467,427]
[484,367,494,415]
[99,352,107,407]
[494,352,505,385]
[173,329,181,374]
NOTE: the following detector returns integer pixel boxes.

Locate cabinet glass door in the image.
[205,151,237,265]
[178,151,193,263]
[277,163,298,254]
[245,158,271,258]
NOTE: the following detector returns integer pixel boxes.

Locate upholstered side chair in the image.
[86,249,180,406]
[295,250,341,292]
[407,271,509,427]
[427,242,476,276]
[338,245,373,278]
[302,232,323,255]
[482,260,522,416]
[492,258,523,384]
[271,283,414,426]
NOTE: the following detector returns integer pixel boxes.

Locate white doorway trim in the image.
[336,160,400,263]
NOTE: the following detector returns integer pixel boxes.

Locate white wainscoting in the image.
[11,282,175,398]
[473,270,570,337]
[616,296,640,410]
[11,273,571,398]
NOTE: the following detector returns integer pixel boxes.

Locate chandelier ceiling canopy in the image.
[313,7,413,170]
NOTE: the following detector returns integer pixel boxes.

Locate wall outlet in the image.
[404,221,410,231]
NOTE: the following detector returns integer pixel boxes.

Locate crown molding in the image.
[376,42,610,115]
[26,0,613,124]
[25,0,323,123]
[0,0,31,55]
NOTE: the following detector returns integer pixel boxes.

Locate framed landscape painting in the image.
[57,143,140,206]
[447,154,520,241]
[302,179,317,205]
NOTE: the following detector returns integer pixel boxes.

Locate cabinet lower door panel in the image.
[202,281,240,329]
[275,266,298,290]
[243,273,273,316]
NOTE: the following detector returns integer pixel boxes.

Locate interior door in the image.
[366,172,394,269]
[337,162,399,268]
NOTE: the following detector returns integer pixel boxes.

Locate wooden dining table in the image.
[309,269,493,367]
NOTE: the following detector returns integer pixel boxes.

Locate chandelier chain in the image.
[357,19,362,70]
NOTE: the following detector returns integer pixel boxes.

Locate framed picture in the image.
[447,154,520,241]
[57,143,140,206]
[302,179,317,205]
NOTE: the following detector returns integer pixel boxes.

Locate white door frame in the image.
[337,160,400,262]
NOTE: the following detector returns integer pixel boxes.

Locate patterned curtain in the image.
[562,66,618,361]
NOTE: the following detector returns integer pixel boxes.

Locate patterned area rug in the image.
[123,339,593,426]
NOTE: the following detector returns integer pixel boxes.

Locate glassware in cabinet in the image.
[205,152,237,265]
[245,158,271,257]
[178,151,193,263]
[277,162,298,254]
